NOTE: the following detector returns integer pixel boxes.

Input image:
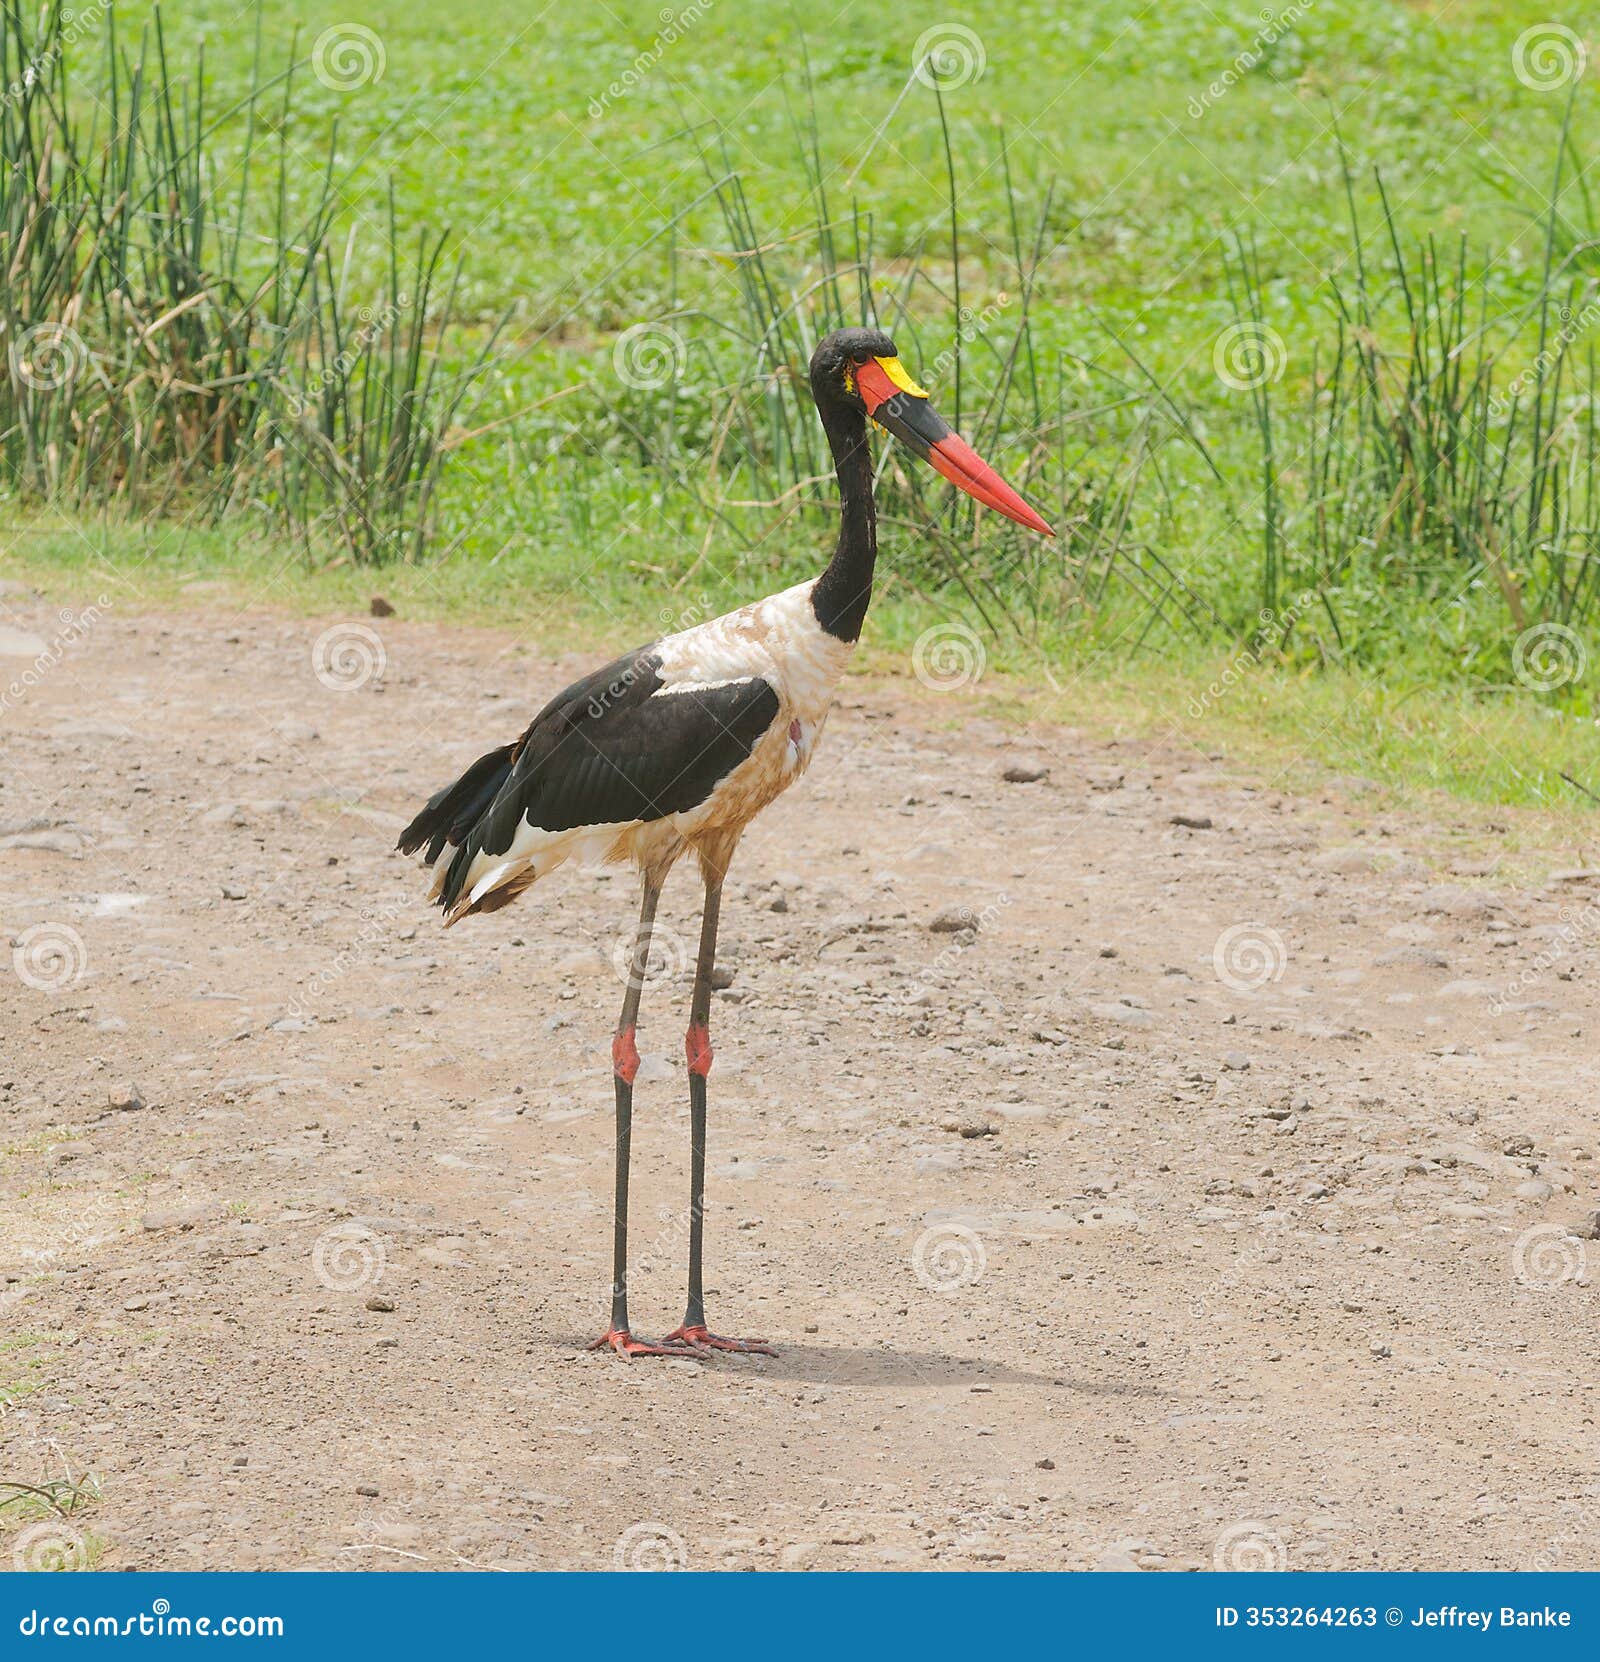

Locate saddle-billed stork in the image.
[398,327,1053,1358]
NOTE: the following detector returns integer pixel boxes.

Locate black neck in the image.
[810,400,876,642]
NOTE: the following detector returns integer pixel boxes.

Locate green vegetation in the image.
[2,0,1598,807]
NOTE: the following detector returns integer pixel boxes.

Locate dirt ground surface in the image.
[3,582,1599,1574]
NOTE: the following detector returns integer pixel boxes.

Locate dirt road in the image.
[3,584,1598,1572]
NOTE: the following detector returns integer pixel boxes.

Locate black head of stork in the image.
[807,327,1053,641]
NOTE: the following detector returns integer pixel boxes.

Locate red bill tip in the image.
[928,432,1055,537]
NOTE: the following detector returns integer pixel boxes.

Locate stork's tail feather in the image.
[397,743,516,873]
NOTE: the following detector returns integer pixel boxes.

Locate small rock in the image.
[365,1295,395,1313]
[141,1204,216,1232]
[1568,1212,1600,1241]
[1516,1179,1553,1201]
[928,907,978,935]
[1369,1340,1391,1359]
[1503,1134,1535,1157]
[1036,1458,1055,1471]
[1169,814,1213,830]
[369,596,396,618]
[108,1084,146,1112]
[1001,763,1049,784]
[1221,1051,1252,1071]
[958,1122,996,1139]
[710,966,735,991]
[768,894,789,913]
[1374,947,1450,970]
[123,1296,149,1312]
[355,1484,380,1498]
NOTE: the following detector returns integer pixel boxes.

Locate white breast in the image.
[654,579,854,725]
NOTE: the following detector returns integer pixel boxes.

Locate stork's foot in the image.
[663,1322,776,1357]
[587,1326,705,1360]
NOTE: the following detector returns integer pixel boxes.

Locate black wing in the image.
[399,642,779,913]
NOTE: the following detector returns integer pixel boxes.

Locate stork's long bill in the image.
[852,355,1055,537]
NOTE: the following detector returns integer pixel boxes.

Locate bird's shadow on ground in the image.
[559,1337,1160,1394]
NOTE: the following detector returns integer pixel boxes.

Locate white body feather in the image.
[440,579,852,919]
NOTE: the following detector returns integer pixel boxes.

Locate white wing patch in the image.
[652,677,757,697]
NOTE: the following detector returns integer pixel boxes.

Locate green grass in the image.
[5,0,1600,809]
[11,518,1598,823]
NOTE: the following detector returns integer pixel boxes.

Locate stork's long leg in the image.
[589,876,696,1359]
[665,870,776,1357]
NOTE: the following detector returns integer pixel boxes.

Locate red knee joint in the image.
[612,1026,640,1084]
[685,1022,713,1078]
